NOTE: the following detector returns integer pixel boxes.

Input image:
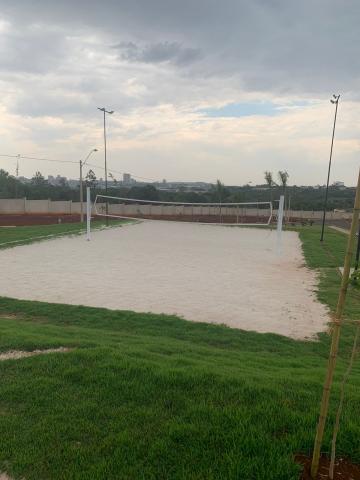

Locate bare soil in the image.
[0,214,81,226]
[0,347,72,361]
[296,454,360,479]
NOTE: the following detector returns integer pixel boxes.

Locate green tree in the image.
[0,169,22,198]
[264,171,274,202]
[128,184,159,200]
[109,172,118,185]
[211,180,228,203]
[31,171,47,186]
[278,170,290,219]
[278,171,289,195]
[85,169,97,188]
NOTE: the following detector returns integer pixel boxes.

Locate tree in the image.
[0,169,23,198]
[214,179,228,222]
[278,170,289,194]
[85,169,97,188]
[128,184,159,201]
[216,179,225,203]
[58,177,68,188]
[31,171,46,186]
[278,170,290,220]
[211,179,229,203]
[0,169,10,180]
[109,172,117,185]
[264,171,274,202]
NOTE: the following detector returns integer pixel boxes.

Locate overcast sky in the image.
[0,0,359,185]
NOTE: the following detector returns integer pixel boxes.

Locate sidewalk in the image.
[330,225,350,235]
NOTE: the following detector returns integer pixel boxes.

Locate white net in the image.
[93,195,273,226]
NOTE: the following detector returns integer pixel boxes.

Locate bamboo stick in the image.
[329,325,359,479]
[311,168,360,479]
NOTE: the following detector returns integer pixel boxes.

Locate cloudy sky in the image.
[0,0,359,185]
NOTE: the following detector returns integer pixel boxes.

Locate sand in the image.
[0,222,329,339]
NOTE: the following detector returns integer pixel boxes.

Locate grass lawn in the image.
[0,225,359,479]
[0,219,124,249]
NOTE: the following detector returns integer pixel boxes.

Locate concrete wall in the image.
[49,201,72,214]
[24,199,49,214]
[0,198,26,214]
[0,198,354,221]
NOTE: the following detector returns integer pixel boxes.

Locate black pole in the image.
[103,109,109,226]
[320,95,340,242]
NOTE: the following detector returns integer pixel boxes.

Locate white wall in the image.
[0,198,26,214]
[0,198,353,221]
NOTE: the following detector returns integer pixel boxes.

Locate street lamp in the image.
[80,148,98,222]
[97,107,114,225]
[320,94,340,242]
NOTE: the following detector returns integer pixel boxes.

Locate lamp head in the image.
[97,107,114,114]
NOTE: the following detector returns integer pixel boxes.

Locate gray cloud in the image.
[0,25,68,74]
[1,0,360,185]
[1,0,360,96]
[115,41,202,66]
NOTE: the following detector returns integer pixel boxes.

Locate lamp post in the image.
[80,148,97,222]
[320,94,340,242]
[97,107,114,225]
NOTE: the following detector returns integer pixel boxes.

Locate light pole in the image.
[97,107,114,225]
[80,148,98,222]
[320,94,340,242]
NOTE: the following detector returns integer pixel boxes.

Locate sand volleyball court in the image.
[0,222,329,339]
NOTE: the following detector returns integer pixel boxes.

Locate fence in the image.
[0,198,353,221]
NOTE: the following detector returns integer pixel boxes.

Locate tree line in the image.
[0,168,356,211]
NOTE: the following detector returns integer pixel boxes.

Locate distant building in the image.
[333,181,345,188]
[18,176,31,184]
[123,173,131,185]
[48,175,68,187]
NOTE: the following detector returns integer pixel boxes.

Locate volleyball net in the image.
[93,194,274,226]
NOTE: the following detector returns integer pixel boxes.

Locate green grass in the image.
[0,219,124,249]
[0,226,359,479]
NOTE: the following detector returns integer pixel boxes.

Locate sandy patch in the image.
[0,347,72,361]
[0,222,329,339]
[0,314,21,320]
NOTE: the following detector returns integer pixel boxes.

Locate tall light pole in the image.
[320,94,340,242]
[97,107,114,225]
[80,148,97,222]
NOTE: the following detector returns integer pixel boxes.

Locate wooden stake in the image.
[311,167,360,479]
